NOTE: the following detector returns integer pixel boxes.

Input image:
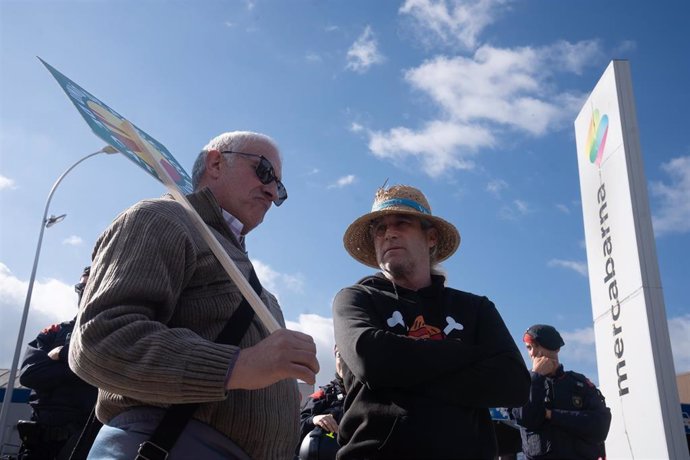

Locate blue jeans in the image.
[87,407,250,460]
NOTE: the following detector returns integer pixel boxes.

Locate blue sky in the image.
[1,0,688,389]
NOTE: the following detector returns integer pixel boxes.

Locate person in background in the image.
[297,346,347,460]
[333,184,530,459]
[69,131,319,459]
[18,266,97,460]
[511,324,611,459]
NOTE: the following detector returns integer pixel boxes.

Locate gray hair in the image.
[191,131,280,190]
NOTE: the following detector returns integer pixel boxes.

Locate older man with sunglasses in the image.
[70,131,319,459]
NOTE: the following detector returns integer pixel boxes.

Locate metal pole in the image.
[0,146,116,453]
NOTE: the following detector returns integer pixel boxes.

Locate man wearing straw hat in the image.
[70,131,319,459]
[333,184,530,459]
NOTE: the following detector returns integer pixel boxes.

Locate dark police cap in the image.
[523,324,564,351]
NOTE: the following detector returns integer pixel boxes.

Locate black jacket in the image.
[299,376,346,442]
[20,319,97,426]
[511,366,611,459]
[332,274,530,459]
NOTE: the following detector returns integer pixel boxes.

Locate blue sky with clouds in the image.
[1,0,689,389]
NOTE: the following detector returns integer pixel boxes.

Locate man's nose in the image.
[384,223,402,239]
[262,181,278,202]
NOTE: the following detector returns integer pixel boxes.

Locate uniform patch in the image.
[572,395,583,408]
[309,389,326,400]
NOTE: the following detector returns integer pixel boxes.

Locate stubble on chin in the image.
[380,259,412,280]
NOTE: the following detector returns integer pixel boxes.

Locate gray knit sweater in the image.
[69,188,300,459]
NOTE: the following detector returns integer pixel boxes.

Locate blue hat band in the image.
[372,198,430,215]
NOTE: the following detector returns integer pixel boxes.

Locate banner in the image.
[39,58,193,194]
[41,58,280,333]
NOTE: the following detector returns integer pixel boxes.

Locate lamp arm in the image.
[0,145,114,453]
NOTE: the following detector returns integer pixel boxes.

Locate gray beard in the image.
[380,260,414,281]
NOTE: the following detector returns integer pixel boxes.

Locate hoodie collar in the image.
[359,272,446,298]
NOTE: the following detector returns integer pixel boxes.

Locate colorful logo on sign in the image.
[586,108,609,166]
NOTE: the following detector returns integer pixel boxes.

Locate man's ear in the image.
[205,149,224,179]
[427,226,438,248]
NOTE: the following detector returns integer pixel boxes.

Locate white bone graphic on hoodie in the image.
[443,316,463,336]
[386,311,405,329]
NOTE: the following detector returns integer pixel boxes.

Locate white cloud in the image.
[252,259,305,302]
[498,199,532,220]
[346,25,384,73]
[0,174,16,190]
[613,39,637,56]
[62,235,83,246]
[328,175,356,189]
[486,179,508,197]
[548,258,588,277]
[556,203,570,214]
[541,39,604,75]
[305,52,322,63]
[399,0,507,50]
[669,314,690,373]
[559,326,597,369]
[364,41,599,177]
[368,120,494,177]
[651,156,690,235]
[404,44,594,135]
[514,199,530,214]
[285,314,337,387]
[350,122,364,133]
[0,263,79,369]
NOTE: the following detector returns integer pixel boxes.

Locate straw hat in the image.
[343,185,461,268]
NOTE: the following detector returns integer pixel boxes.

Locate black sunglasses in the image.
[221,151,287,206]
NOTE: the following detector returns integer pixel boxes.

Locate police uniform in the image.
[19,319,98,460]
[297,377,345,460]
[512,325,611,460]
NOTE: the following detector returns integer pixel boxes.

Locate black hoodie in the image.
[332,273,530,459]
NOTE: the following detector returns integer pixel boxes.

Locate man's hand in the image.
[47,346,63,361]
[531,356,558,376]
[313,414,339,433]
[227,329,319,390]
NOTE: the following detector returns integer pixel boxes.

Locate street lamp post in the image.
[0,146,117,453]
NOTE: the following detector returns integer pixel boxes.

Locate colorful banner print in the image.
[40,58,193,194]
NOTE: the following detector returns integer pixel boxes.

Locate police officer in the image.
[512,324,611,460]
[297,346,346,460]
[18,267,98,460]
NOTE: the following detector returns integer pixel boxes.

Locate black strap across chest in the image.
[135,269,262,460]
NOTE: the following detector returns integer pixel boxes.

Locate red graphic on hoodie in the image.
[407,315,443,340]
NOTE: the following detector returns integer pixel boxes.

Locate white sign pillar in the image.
[574,60,687,459]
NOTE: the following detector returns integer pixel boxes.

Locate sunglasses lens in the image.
[254,157,288,206]
[256,158,274,184]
